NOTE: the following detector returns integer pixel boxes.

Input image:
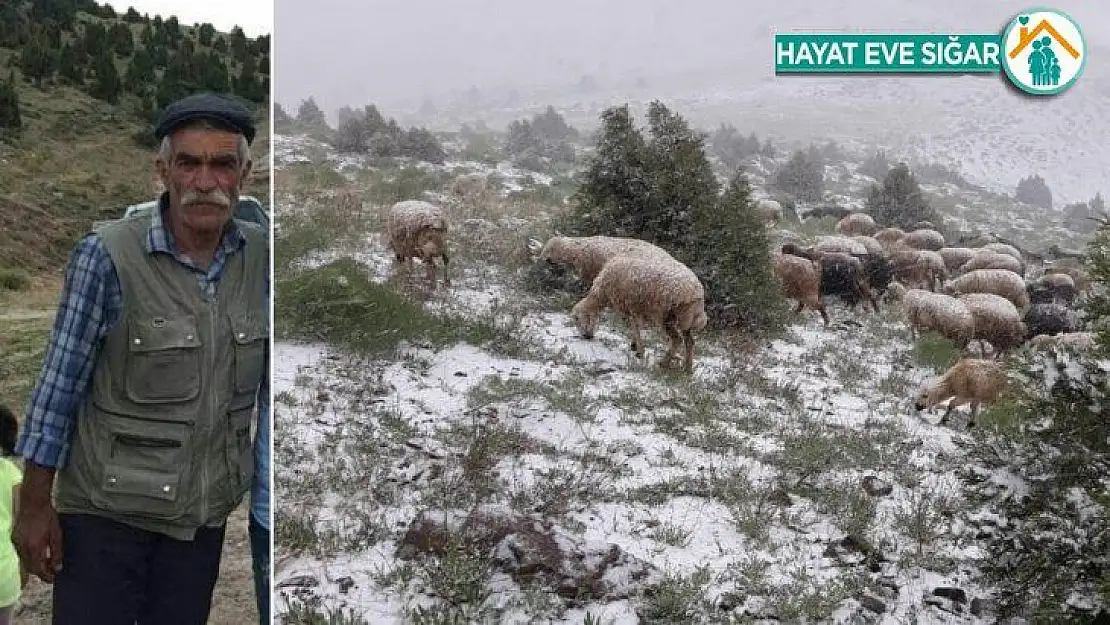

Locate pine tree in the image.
[0,71,22,135]
[772,149,824,202]
[88,48,122,104]
[865,163,940,230]
[124,48,154,93]
[198,23,215,46]
[19,32,55,87]
[57,42,83,84]
[567,101,784,334]
[1016,173,1052,209]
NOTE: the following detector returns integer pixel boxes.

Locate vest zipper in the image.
[91,404,196,426]
[200,297,219,527]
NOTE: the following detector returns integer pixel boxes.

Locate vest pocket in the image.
[125,315,202,404]
[230,314,267,395]
[93,409,195,521]
[226,406,255,494]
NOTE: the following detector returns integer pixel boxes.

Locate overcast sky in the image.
[108,0,272,37]
[273,0,1106,117]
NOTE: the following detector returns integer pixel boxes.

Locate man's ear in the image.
[154,155,169,189]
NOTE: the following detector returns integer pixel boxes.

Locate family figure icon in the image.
[1028,37,1061,86]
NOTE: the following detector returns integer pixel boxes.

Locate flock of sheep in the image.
[382,194,1097,427]
[772,210,1095,426]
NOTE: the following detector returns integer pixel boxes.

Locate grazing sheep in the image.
[813,235,869,257]
[571,254,708,372]
[1027,331,1099,351]
[818,252,879,313]
[534,235,672,286]
[858,253,896,295]
[781,242,818,262]
[956,293,1027,359]
[914,358,1007,426]
[982,242,1023,264]
[1043,260,1090,292]
[891,249,947,291]
[901,288,975,349]
[884,281,908,303]
[959,250,1024,277]
[449,172,490,201]
[901,229,945,251]
[850,235,887,257]
[943,269,1030,313]
[874,227,906,248]
[773,253,829,325]
[835,212,878,236]
[1023,302,1083,340]
[938,247,977,274]
[754,199,784,225]
[1027,272,1079,306]
[387,200,451,287]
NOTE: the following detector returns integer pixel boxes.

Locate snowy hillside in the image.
[271,132,1107,623]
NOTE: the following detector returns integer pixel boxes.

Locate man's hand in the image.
[12,462,63,583]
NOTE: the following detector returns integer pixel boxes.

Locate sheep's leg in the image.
[967,401,980,428]
[441,253,451,286]
[682,330,695,373]
[628,317,646,360]
[793,301,805,315]
[938,399,957,425]
[423,256,436,287]
[661,323,682,369]
[817,301,830,326]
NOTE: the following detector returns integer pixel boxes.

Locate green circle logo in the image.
[1000,7,1087,95]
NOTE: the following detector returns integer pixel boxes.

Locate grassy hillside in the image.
[0,0,270,279]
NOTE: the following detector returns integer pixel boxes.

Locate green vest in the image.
[54,213,268,540]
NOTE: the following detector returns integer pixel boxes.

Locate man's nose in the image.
[193,164,219,191]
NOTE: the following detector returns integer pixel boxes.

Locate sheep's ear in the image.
[527,238,544,254]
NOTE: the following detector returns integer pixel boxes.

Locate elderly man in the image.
[12,92,269,624]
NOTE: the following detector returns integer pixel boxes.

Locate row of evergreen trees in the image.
[0,0,269,137]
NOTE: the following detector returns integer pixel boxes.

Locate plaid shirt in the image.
[15,196,268,472]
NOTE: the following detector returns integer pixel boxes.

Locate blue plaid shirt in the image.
[15,196,269,491]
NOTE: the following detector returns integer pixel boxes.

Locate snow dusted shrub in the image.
[971,223,1110,619]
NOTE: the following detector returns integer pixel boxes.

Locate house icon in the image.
[1009,18,1081,59]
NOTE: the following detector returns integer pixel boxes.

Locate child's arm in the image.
[12,483,26,589]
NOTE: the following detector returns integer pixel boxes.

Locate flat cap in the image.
[154,92,256,144]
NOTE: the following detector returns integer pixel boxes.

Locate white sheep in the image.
[813,235,869,257]
[937,247,977,274]
[448,172,490,201]
[834,212,878,236]
[901,228,946,251]
[914,358,1008,427]
[891,249,947,291]
[1027,331,1099,351]
[958,250,1024,277]
[754,199,784,225]
[874,227,906,249]
[772,253,828,325]
[387,200,450,287]
[943,269,1030,313]
[956,292,1027,359]
[571,254,708,372]
[982,242,1023,264]
[531,235,673,286]
[901,288,975,349]
[850,235,886,257]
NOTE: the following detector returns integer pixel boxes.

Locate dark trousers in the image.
[52,513,226,625]
[248,512,270,624]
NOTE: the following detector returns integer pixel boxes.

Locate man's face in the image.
[157,126,251,235]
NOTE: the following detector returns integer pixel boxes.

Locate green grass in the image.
[0,316,52,416]
[911,332,962,372]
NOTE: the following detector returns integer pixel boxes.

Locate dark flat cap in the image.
[154,92,256,144]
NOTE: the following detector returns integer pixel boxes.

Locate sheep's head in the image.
[913,379,944,412]
[538,236,574,265]
[415,227,447,259]
[570,298,599,339]
[940,281,955,295]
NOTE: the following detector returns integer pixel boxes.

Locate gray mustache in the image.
[182,189,232,209]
